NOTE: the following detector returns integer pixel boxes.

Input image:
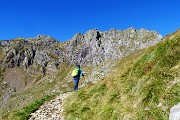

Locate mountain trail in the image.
[29,92,73,120]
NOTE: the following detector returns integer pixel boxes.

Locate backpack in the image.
[71,68,79,77]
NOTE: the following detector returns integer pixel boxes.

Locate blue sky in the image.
[0,0,180,41]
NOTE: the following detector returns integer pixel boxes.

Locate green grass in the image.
[63,32,180,120]
[3,94,56,120]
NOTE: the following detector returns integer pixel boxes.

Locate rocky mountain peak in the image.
[71,33,84,43]
[0,40,10,46]
[35,35,54,40]
[0,28,162,74]
[65,28,162,65]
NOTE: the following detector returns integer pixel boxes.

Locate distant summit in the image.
[34,35,55,40]
[65,27,162,65]
[0,27,162,70]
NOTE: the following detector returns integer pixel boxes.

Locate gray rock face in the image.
[0,40,10,47]
[34,49,50,66]
[1,36,62,75]
[0,28,162,75]
[3,42,26,67]
[169,102,180,120]
[65,28,162,65]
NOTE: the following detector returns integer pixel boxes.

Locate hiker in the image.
[72,65,84,91]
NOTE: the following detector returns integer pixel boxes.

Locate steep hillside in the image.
[0,28,162,119]
[63,30,180,120]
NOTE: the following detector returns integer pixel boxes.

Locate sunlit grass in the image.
[63,35,180,120]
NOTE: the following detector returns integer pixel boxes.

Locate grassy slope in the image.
[0,63,75,120]
[3,95,56,120]
[63,31,180,120]
[1,60,94,120]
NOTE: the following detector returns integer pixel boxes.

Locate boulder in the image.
[169,102,180,120]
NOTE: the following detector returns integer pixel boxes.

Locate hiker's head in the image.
[76,64,80,68]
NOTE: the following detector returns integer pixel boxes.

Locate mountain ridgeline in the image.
[0,27,167,119]
[0,28,162,70]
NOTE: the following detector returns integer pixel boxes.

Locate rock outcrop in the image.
[64,28,162,65]
[169,102,180,120]
[0,28,162,73]
[0,36,62,75]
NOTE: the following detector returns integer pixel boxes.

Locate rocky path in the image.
[29,92,72,120]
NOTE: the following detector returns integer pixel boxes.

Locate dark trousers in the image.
[74,77,79,91]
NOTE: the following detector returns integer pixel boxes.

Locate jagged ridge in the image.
[0,28,162,69]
